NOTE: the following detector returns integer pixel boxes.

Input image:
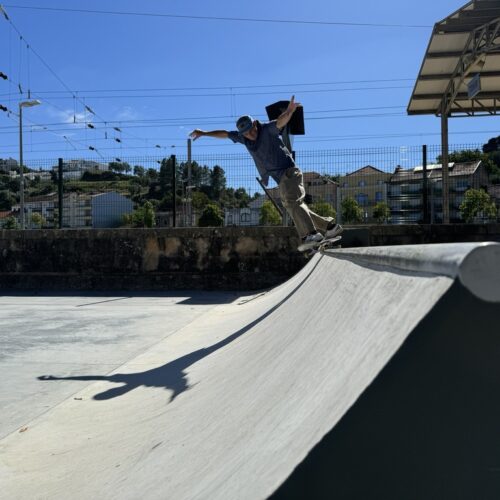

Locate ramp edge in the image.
[328,242,500,302]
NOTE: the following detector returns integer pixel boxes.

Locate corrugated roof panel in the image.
[428,33,470,52]
[421,58,460,76]
[408,0,500,116]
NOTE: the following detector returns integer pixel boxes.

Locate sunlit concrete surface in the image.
[1,243,499,500]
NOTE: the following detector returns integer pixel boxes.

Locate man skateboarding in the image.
[189,96,342,249]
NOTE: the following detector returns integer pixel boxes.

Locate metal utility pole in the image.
[19,105,24,229]
[18,99,42,229]
[441,113,450,224]
[58,158,64,229]
[187,139,192,226]
[422,145,429,224]
[171,154,176,227]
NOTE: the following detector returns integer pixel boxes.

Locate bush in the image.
[341,197,363,224]
[459,189,497,223]
[198,203,223,227]
[310,201,336,219]
[123,201,156,228]
[373,202,391,223]
[2,216,19,229]
[259,200,281,225]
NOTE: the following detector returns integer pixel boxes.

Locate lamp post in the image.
[19,99,41,229]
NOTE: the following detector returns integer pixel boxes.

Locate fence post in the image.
[187,138,192,227]
[58,158,63,229]
[171,154,176,227]
[422,145,429,224]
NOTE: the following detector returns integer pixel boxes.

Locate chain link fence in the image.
[1,143,499,229]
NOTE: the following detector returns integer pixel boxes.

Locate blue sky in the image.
[0,0,497,167]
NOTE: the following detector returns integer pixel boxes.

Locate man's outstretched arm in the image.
[276,95,302,130]
[190,129,229,140]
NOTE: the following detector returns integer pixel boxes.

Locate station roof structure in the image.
[408,0,500,117]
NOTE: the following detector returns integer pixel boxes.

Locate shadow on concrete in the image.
[38,257,323,403]
[270,280,500,500]
[0,290,243,306]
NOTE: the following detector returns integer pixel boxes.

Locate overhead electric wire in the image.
[0,4,166,157]
[1,78,416,95]
[2,130,497,156]
[0,105,408,131]
[2,5,433,29]
[0,85,414,101]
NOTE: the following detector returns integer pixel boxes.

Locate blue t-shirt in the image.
[228,120,295,186]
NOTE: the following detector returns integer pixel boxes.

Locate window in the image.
[356,193,369,206]
[375,192,383,202]
[358,180,366,187]
[342,182,349,188]
[241,213,250,223]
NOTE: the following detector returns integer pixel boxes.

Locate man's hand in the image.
[276,95,302,129]
[287,95,301,114]
[189,129,205,141]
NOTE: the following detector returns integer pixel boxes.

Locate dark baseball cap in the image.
[236,115,254,135]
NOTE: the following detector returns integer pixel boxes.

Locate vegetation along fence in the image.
[1,142,499,230]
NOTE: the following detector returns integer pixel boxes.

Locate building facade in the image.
[12,191,133,228]
[338,166,390,223]
[388,161,490,224]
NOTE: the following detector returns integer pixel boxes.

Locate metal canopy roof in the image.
[408,0,500,116]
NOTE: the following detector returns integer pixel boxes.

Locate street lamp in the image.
[19,99,41,229]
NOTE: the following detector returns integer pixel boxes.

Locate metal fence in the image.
[1,142,498,230]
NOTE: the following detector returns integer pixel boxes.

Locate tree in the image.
[2,216,19,229]
[373,201,391,223]
[198,203,223,227]
[459,188,497,222]
[108,161,131,174]
[146,168,159,181]
[133,165,145,177]
[310,201,336,219]
[123,201,156,228]
[341,197,363,224]
[0,190,15,210]
[31,212,47,228]
[259,200,281,225]
[191,191,210,211]
[209,165,226,199]
[159,157,175,197]
[436,148,500,184]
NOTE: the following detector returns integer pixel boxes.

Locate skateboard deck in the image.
[298,235,342,253]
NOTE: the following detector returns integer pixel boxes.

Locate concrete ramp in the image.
[1,243,500,499]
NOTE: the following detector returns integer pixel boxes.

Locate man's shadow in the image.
[38,257,322,403]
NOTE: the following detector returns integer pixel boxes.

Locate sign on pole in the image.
[468,73,481,99]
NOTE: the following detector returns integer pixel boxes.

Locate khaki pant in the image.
[278,167,333,239]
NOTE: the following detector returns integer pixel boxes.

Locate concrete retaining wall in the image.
[1,224,499,291]
[0,227,304,291]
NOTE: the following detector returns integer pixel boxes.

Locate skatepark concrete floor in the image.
[0,291,243,441]
[1,243,499,500]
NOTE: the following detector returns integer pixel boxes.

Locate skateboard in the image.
[298,235,342,256]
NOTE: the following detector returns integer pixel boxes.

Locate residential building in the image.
[0,158,18,173]
[9,170,53,181]
[338,166,390,223]
[50,159,108,180]
[225,201,261,227]
[91,192,134,228]
[388,161,490,224]
[12,191,133,228]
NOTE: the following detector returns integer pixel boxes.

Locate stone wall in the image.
[1,224,499,291]
[0,227,304,291]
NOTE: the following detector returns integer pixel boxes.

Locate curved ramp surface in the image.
[1,243,499,499]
